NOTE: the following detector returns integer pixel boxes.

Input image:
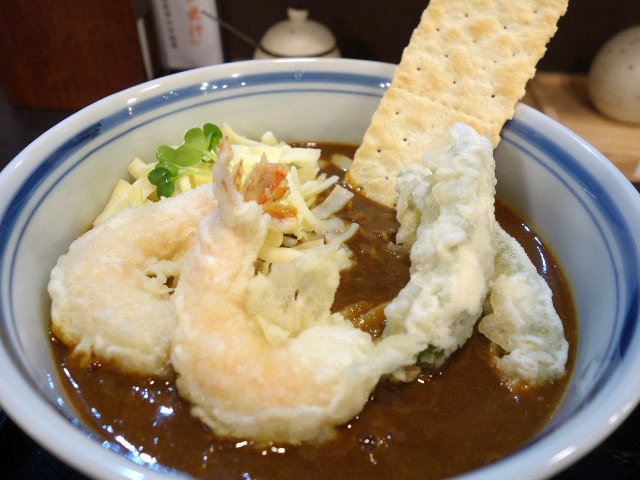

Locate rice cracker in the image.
[346,0,569,207]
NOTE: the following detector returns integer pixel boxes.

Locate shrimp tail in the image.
[213,136,250,221]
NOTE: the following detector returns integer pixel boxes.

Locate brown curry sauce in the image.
[51,143,576,480]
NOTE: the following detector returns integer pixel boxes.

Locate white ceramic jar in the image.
[254,8,340,59]
[588,25,640,124]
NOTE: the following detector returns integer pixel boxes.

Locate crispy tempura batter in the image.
[385,123,568,381]
[383,122,496,370]
[479,224,569,385]
[48,185,216,375]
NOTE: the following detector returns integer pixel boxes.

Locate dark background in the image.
[1,0,640,479]
[218,0,640,72]
[1,0,640,110]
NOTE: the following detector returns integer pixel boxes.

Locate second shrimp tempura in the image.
[49,186,217,376]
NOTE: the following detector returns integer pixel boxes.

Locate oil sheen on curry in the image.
[51,142,577,480]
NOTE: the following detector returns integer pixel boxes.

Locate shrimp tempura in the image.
[171,138,383,444]
[49,185,217,376]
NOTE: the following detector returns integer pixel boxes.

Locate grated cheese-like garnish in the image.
[284,166,318,227]
[95,124,360,267]
[325,222,359,245]
[311,185,354,220]
[258,244,304,264]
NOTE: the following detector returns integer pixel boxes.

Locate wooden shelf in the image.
[521,72,640,181]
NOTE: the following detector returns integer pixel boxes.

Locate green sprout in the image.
[148,123,222,198]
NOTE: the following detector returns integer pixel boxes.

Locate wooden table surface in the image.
[522,72,640,181]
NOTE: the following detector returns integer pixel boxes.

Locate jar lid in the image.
[257,8,338,58]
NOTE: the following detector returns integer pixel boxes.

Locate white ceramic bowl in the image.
[1,58,640,480]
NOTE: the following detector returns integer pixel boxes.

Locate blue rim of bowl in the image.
[0,65,638,475]
[497,119,639,455]
[504,119,639,357]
